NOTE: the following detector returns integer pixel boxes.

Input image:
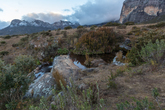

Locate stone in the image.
[90,59,107,67]
[25,72,56,98]
[51,55,81,84]
[119,38,132,50]
[120,0,165,23]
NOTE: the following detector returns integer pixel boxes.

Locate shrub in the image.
[127,32,133,35]
[64,26,72,30]
[12,43,19,47]
[0,55,36,109]
[0,41,6,44]
[3,35,11,39]
[126,30,165,65]
[29,80,105,110]
[57,48,69,55]
[90,25,97,30]
[117,25,126,29]
[139,39,165,66]
[148,21,165,28]
[77,25,84,29]
[124,21,135,25]
[20,36,29,42]
[74,27,123,55]
[105,22,121,26]
[58,28,61,31]
[0,51,9,56]
[116,97,154,110]
[14,55,36,73]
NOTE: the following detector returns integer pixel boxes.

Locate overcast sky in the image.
[0,0,124,29]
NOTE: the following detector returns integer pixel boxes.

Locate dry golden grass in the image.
[52,69,66,89]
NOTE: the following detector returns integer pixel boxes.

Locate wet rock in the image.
[119,38,131,50]
[25,72,56,98]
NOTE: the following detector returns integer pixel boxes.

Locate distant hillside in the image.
[0,19,80,35]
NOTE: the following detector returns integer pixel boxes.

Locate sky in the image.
[0,0,124,29]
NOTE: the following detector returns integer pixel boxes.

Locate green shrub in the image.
[12,43,19,47]
[0,41,6,44]
[124,21,135,25]
[77,25,84,29]
[117,25,126,29]
[3,35,11,39]
[20,36,29,42]
[58,28,61,31]
[0,55,36,109]
[105,22,121,26]
[148,21,165,28]
[117,97,154,110]
[90,25,97,30]
[127,32,133,35]
[126,30,165,65]
[57,48,69,55]
[139,39,165,65]
[64,26,72,30]
[29,80,105,110]
[0,51,9,56]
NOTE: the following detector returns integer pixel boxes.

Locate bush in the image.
[77,25,84,29]
[74,27,124,55]
[0,41,6,44]
[29,80,105,110]
[57,48,69,55]
[124,21,135,25]
[0,55,36,109]
[139,39,165,66]
[90,25,97,30]
[148,21,165,28]
[3,35,11,39]
[117,25,126,29]
[0,51,9,56]
[126,30,165,65]
[12,43,19,47]
[14,55,36,73]
[64,26,72,30]
[105,22,121,26]
[20,36,29,42]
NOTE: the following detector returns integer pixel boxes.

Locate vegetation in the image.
[29,80,105,110]
[77,25,84,29]
[3,35,12,39]
[57,48,69,55]
[105,22,121,26]
[124,21,135,25]
[0,41,6,44]
[74,27,124,55]
[64,26,72,30]
[0,55,36,109]
[148,21,165,28]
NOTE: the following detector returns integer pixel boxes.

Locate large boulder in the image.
[51,55,81,84]
[25,72,56,98]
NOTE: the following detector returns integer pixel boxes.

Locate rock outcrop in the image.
[51,55,81,84]
[120,0,165,23]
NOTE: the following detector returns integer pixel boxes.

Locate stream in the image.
[35,52,116,79]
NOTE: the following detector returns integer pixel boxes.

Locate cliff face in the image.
[119,0,165,23]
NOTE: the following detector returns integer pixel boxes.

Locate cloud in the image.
[21,0,124,25]
[66,0,124,25]
[0,8,3,12]
[22,12,64,23]
[63,9,70,12]
[0,21,10,29]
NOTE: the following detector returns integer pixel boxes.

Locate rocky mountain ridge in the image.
[0,19,80,35]
[120,0,165,23]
